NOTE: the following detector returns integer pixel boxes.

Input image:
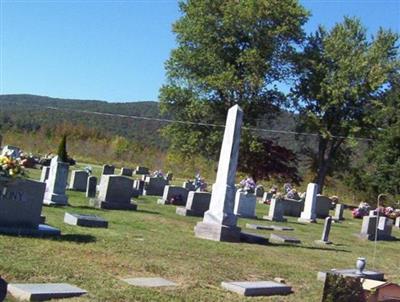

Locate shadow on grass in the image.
[136,209,160,215]
[51,234,97,243]
[269,242,351,253]
[67,205,97,210]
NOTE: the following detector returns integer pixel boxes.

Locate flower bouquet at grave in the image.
[286,188,300,200]
[193,173,207,191]
[351,202,370,218]
[0,155,23,184]
[151,170,164,178]
[239,177,256,194]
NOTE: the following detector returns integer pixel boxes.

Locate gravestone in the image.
[102,164,115,175]
[64,212,108,228]
[43,156,69,206]
[0,179,60,236]
[120,167,133,177]
[133,179,145,195]
[86,176,97,198]
[395,217,400,228]
[158,185,189,205]
[315,216,333,244]
[359,215,394,240]
[270,233,301,244]
[176,191,211,217]
[7,283,87,301]
[333,204,345,221]
[0,276,6,302]
[194,105,243,242]
[166,172,173,181]
[40,166,50,183]
[316,195,332,218]
[96,175,137,210]
[69,170,89,192]
[135,166,149,175]
[234,191,257,218]
[263,198,287,222]
[143,177,168,196]
[255,185,264,198]
[183,181,196,191]
[298,183,318,223]
[221,281,292,297]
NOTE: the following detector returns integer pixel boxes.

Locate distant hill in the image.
[0,94,167,148]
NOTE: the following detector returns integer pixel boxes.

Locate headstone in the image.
[246,224,294,231]
[7,283,87,301]
[194,105,243,242]
[134,166,149,175]
[298,183,318,223]
[279,198,304,217]
[269,233,301,244]
[64,212,108,228]
[69,170,89,192]
[157,185,189,205]
[359,215,394,240]
[96,175,137,210]
[122,278,176,288]
[43,156,69,206]
[221,281,292,297]
[315,195,332,218]
[120,167,133,177]
[133,179,145,195]
[39,166,50,183]
[176,191,211,217]
[395,217,400,228]
[233,190,257,218]
[86,176,97,198]
[0,179,60,236]
[262,191,273,203]
[263,198,287,222]
[183,181,196,191]
[166,172,173,181]
[0,276,6,302]
[255,185,264,198]
[333,204,345,221]
[102,164,115,175]
[315,216,332,244]
[143,176,168,196]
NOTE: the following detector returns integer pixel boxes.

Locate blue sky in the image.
[1,0,399,102]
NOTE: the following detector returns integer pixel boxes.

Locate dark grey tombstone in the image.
[97,175,137,210]
[120,167,133,177]
[0,276,7,302]
[316,216,332,244]
[69,170,89,192]
[333,204,345,221]
[102,164,115,175]
[86,176,97,198]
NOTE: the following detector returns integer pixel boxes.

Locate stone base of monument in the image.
[64,212,108,228]
[262,216,287,222]
[7,283,87,301]
[0,224,60,236]
[43,193,68,206]
[221,281,292,297]
[297,217,317,223]
[317,269,384,282]
[194,222,241,242]
[176,207,203,217]
[314,240,332,245]
[99,201,137,211]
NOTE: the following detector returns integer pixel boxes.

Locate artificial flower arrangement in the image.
[239,177,256,194]
[0,155,23,183]
[193,173,207,191]
[352,202,371,218]
[151,170,164,178]
[375,206,400,220]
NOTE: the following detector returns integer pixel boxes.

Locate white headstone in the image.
[298,183,318,223]
[43,156,69,206]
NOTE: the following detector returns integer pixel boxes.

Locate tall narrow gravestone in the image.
[298,183,318,223]
[43,156,69,206]
[315,216,333,244]
[194,105,243,242]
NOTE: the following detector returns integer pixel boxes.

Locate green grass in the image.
[1,167,399,301]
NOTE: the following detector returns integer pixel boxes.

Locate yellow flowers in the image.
[0,155,22,178]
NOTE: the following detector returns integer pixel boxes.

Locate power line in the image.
[38,105,375,142]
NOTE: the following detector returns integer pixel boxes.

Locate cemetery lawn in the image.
[0,167,399,301]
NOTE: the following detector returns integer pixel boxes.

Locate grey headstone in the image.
[43,156,69,206]
[270,233,301,244]
[158,185,189,205]
[102,164,115,175]
[221,281,292,296]
[316,216,332,244]
[195,105,243,242]
[122,278,176,287]
[143,177,168,196]
[395,217,400,228]
[176,191,211,217]
[120,167,133,177]
[134,166,149,175]
[263,198,287,222]
[86,176,97,198]
[0,277,7,302]
[97,175,137,210]
[359,215,394,240]
[234,191,257,218]
[298,183,318,223]
[7,283,87,301]
[133,179,145,195]
[183,181,195,191]
[315,195,332,218]
[69,170,89,192]
[64,212,108,228]
[255,185,264,198]
[333,204,345,221]
[40,166,50,183]
[279,198,304,217]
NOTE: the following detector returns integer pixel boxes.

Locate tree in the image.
[57,135,68,162]
[159,0,309,169]
[290,17,399,193]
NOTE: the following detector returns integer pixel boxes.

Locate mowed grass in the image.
[0,167,399,301]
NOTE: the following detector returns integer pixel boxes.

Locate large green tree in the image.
[290,17,399,193]
[159,0,309,173]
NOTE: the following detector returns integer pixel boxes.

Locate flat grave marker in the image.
[64,212,108,228]
[7,283,87,301]
[221,281,292,297]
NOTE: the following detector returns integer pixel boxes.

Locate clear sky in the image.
[1,0,399,102]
